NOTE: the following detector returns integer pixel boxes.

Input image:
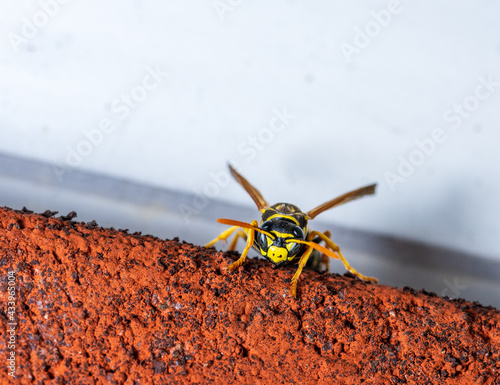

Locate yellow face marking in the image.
[270,231,294,239]
[267,246,288,263]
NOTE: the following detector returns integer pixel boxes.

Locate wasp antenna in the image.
[286,239,340,260]
[217,218,275,239]
[306,183,376,220]
[228,164,269,211]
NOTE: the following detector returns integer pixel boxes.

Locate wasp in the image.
[206,165,377,297]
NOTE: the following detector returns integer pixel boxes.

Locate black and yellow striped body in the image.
[261,203,307,228]
[254,203,309,267]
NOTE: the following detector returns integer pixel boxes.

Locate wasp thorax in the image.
[262,203,309,229]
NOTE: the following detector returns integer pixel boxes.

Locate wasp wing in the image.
[229,164,269,211]
[306,183,376,220]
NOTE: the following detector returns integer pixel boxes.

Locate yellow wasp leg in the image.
[314,230,332,272]
[228,230,247,251]
[308,230,377,283]
[290,245,315,298]
[227,220,258,272]
[205,225,241,248]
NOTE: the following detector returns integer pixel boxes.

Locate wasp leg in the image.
[228,230,247,251]
[290,246,315,298]
[205,225,241,248]
[226,220,257,272]
[308,230,331,272]
[308,230,377,283]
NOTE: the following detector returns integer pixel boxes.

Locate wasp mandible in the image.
[206,165,377,297]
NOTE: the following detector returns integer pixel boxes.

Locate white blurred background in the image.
[1,1,499,305]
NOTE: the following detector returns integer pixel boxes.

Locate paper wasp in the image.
[206,164,377,297]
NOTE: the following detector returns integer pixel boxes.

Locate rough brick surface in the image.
[0,207,499,384]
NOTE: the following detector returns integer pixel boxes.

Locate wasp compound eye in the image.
[259,232,271,251]
[292,226,304,239]
[287,241,302,258]
[261,221,272,232]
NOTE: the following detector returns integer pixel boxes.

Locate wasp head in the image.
[256,218,307,267]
